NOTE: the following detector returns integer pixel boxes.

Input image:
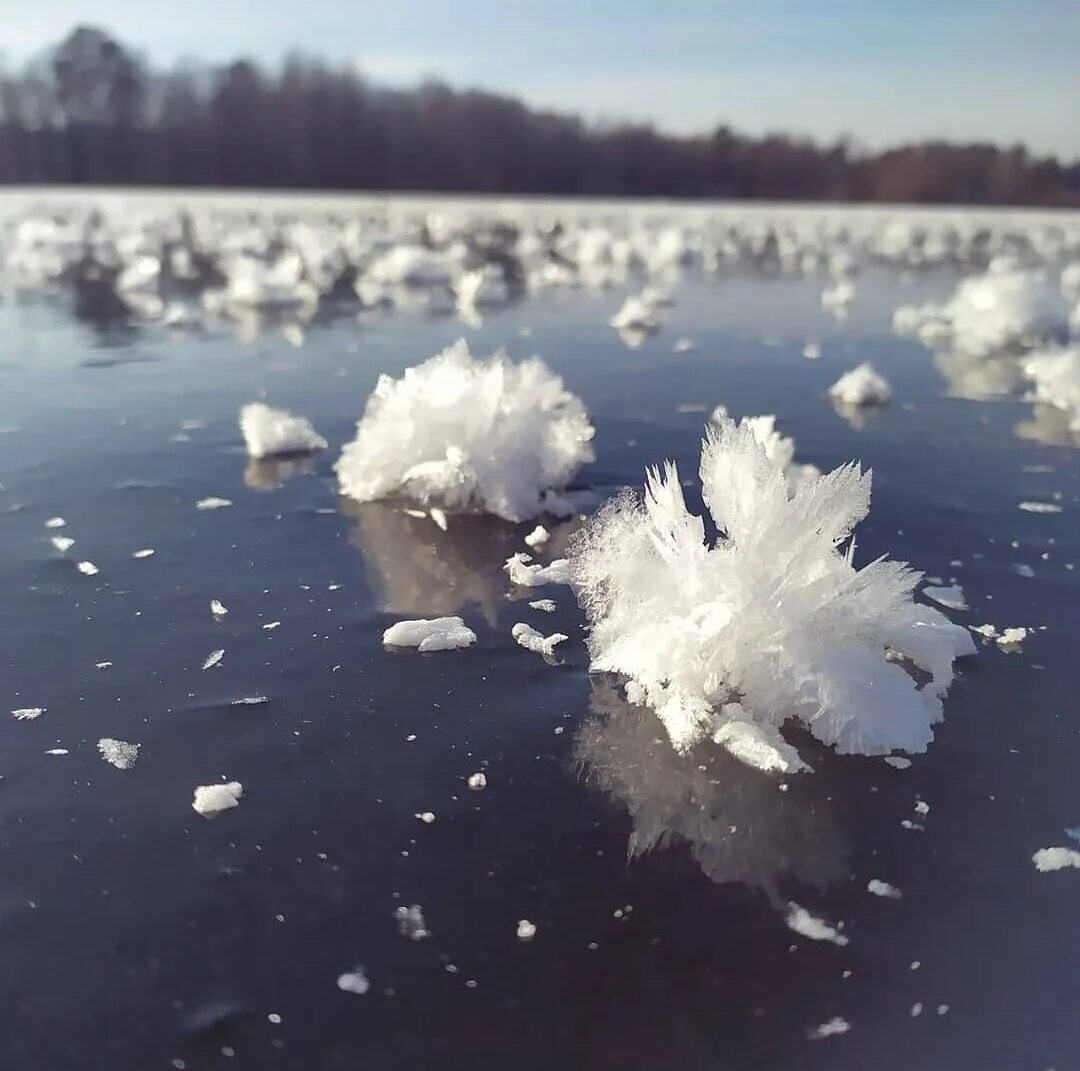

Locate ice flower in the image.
[336,339,594,521]
[240,402,328,459]
[569,417,974,767]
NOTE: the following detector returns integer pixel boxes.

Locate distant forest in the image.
[2,26,1078,206]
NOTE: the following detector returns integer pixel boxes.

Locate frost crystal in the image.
[239,402,328,459]
[829,363,892,406]
[504,553,572,587]
[97,737,140,769]
[336,339,594,521]
[569,417,974,765]
[382,616,477,652]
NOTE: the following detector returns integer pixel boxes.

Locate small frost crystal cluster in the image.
[240,402,328,459]
[569,417,974,768]
[336,339,594,522]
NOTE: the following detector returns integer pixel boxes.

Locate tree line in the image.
[1,26,1077,206]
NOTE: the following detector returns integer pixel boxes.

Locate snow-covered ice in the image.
[97,738,140,769]
[505,553,573,587]
[1032,847,1080,872]
[569,416,974,762]
[382,616,477,652]
[240,402,328,459]
[785,904,848,946]
[524,525,550,548]
[336,340,594,521]
[829,363,892,406]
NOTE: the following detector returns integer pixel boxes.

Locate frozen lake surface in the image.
[0,192,1078,1070]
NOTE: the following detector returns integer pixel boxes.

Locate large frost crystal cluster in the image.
[570,417,974,768]
[336,339,595,521]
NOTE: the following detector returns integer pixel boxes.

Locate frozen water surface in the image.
[0,191,1077,1071]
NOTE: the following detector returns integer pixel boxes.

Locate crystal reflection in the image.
[575,679,848,903]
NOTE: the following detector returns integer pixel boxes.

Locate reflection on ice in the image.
[243,455,316,491]
[575,680,847,902]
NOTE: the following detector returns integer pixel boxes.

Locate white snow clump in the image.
[97,738,140,769]
[1023,347,1080,433]
[336,339,594,521]
[192,781,244,816]
[504,553,573,587]
[239,402,327,459]
[382,616,477,652]
[829,363,892,406]
[1032,847,1080,873]
[511,622,568,659]
[569,416,975,765]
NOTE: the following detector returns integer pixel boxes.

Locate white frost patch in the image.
[336,339,595,522]
[867,879,902,898]
[76,561,100,576]
[395,905,430,940]
[511,622,568,659]
[786,904,849,946]
[210,599,229,617]
[528,599,556,612]
[923,584,967,611]
[516,919,537,941]
[192,781,243,816]
[97,737,140,769]
[11,707,45,720]
[1032,847,1080,872]
[50,535,75,552]
[239,402,327,459]
[467,772,487,790]
[524,525,550,548]
[829,363,892,406]
[336,967,369,995]
[505,553,572,587]
[807,1017,850,1040]
[569,416,974,759]
[383,616,477,652]
[196,497,233,510]
[1018,501,1063,514]
[202,648,225,670]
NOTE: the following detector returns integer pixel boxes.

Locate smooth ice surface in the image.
[570,416,975,761]
[382,616,477,651]
[829,363,892,406]
[336,339,594,521]
[239,402,328,459]
[191,781,243,816]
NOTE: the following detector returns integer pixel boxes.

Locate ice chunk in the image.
[97,737,140,769]
[511,622,568,659]
[713,714,809,774]
[829,363,892,406]
[504,553,572,587]
[336,967,369,995]
[807,1017,850,1040]
[786,904,848,946]
[867,878,902,898]
[382,616,477,652]
[239,402,327,460]
[415,811,436,824]
[1018,500,1062,514]
[610,293,663,333]
[803,342,822,359]
[202,648,225,670]
[821,279,855,311]
[336,340,594,522]
[1032,847,1080,872]
[883,756,912,769]
[11,707,45,720]
[210,599,229,617]
[76,561,100,576]
[524,525,550,548]
[569,416,974,761]
[1023,347,1080,433]
[196,497,233,510]
[923,584,967,611]
[467,772,487,790]
[192,781,243,816]
[45,516,66,529]
[50,535,75,552]
[394,905,430,940]
[529,599,557,612]
[133,548,155,559]
[673,337,697,353]
[516,919,537,941]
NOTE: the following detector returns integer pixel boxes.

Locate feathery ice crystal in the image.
[240,402,328,459]
[569,417,974,768]
[336,339,595,521]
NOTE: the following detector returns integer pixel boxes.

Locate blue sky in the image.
[6,1,1080,157]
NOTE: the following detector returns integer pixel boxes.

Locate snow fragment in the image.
[202,648,225,670]
[524,525,550,548]
[467,772,487,791]
[884,756,912,770]
[415,811,436,824]
[429,507,448,531]
[50,535,75,552]
[196,497,233,510]
[192,781,243,817]
[713,715,810,774]
[230,695,270,706]
[528,599,556,612]
[505,553,572,587]
[511,622,568,659]
[1032,847,1080,872]
[516,919,537,941]
[383,616,477,652]
[923,584,967,611]
[336,968,369,995]
[867,879,902,898]
[11,707,45,720]
[76,561,100,576]
[807,1017,850,1040]
[786,904,849,946]
[1018,501,1062,514]
[133,548,155,558]
[394,905,430,940]
[829,363,892,405]
[45,748,68,756]
[45,516,66,529]
[210,599,229,617]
